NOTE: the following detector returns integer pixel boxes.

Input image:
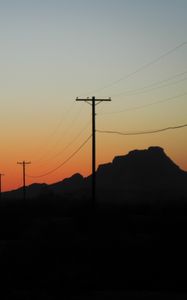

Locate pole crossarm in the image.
[76,96,111,209]
[76,97,111,102]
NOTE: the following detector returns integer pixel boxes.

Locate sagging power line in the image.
[99,92,187,115]
[26,134,92,178]
[36,119,91,168]
[112,75,187,98]
[112,70,187,98]
[97,123,187,136]
[32,102,84,164]
[79,41,187,96]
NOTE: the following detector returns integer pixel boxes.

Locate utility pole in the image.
[76,96,111,208]
[0,173,4,200]
[17,161,31,200]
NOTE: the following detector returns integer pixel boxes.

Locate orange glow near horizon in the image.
[1,126,187,192]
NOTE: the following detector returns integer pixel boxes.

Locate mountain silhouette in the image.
[50,173,84,194]
[89,146,187,202]
[95,146,186,187]
[3,146,187,200]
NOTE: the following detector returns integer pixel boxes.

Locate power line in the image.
[36,120,90,168]
[112,72,187,98]
[31,101,75,162]
[114,70,187,96]
[44,101,75,139]
[32,102,85,163]
[26,135,92,178]
[99,92,187,115]
[97,123,187,136]
[80,41,187,96]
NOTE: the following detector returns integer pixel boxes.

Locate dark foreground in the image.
[0,195,187,299]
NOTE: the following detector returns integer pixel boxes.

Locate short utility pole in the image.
[0,173,4,200]
[76,96,111,208]
[17,161,31,200]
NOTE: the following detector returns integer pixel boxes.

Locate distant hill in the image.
[2,183,48,200]
[94,146,187,188]
[3,146,187,201]
[90,146,187,201]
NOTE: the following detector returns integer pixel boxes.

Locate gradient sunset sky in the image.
[0,0,187,191]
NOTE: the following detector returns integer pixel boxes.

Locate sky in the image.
[0,0,187,191]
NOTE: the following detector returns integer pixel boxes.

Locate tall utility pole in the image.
[0,173,4,200]
[17,161,31,200]
[76,96,111,208]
